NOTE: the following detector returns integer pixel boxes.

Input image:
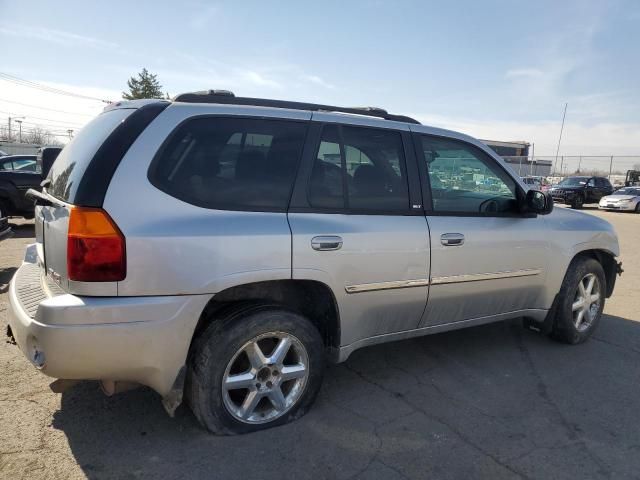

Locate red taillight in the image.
[67,207,126,282]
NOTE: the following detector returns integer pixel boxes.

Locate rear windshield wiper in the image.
[25,188,65,208]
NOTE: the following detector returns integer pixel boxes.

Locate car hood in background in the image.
[600,195,638,202]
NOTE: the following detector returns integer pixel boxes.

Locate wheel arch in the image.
[189,279,341,356]
[571,248,620,298]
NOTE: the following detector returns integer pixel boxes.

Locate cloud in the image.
[242,71,282,89]
[189,5,218,31]
[505,68,544,79]
[300,74,336,90]
[0,24,118,50]
[159,52,339,98]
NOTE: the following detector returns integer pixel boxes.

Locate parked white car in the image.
[598,187,640,212]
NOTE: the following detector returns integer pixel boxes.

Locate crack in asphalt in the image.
[511,326,612,478]
[343,363,530,480]
[591,335,640,355]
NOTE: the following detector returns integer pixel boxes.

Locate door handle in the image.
[311,236,343,251]
[441,233,464,246]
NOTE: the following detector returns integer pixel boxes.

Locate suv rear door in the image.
[288,115,429,347]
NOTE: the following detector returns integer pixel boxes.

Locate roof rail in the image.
[172,90,421,124]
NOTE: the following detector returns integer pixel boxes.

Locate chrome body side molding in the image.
[430,269,542,285]
[345,278,430,294]
[345,269,541,293]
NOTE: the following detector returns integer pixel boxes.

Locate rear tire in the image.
[635,203,640,213]
[549,257,605,344]
[187,305,325,435]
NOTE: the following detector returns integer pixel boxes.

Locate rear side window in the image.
[47,108,134,202]
[308,124,409,212]
[149,117,307,211]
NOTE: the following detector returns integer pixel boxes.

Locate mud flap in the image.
[161,365,186,417]
[524,294,559,335]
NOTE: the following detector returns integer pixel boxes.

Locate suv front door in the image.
[413,132,550,327]
[288,116,430,347]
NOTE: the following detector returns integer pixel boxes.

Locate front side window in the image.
[149,117,307,210]
[421,136,518,214]
[12,159,37,172]
[308,125,409,212]
[0,159,13,170]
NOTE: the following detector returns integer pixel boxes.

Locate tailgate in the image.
[39,202,72,290]
[36,107,137,294]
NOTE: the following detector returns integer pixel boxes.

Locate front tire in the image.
[187,305,325,435]
[570,195,584,209]
[549,257,605,344]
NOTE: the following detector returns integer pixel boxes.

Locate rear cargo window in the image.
[148,117,307,211]
[47,109,133,202]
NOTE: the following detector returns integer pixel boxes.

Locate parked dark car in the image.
[549,176,614,209]
[37,147,63,180]
[0,147,62,218]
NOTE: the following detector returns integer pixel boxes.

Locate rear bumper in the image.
[7,248,211,396]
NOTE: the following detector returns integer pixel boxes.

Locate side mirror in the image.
[524,189,553,215]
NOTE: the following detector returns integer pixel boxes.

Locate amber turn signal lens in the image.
[67,207,126,282]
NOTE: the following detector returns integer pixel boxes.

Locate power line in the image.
[0,115,82,129]
[0,110,85,128]
[0,72,113,103]
[0,97,96,117]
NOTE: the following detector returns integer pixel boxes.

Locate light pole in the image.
[15,120,22,143]
[7,116,25,142]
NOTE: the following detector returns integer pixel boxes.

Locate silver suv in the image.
[7,91,622,434]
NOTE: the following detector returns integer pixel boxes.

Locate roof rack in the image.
[172,90,421,124]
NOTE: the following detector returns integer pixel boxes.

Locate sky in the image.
[0,0,639,156]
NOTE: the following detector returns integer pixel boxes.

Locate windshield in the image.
[558,177,589,186]
[613,188,640,196]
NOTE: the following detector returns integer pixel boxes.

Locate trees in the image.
[122,68,166,100]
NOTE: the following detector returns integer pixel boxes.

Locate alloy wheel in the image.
[222,331,309,424]
[572,273,601,332]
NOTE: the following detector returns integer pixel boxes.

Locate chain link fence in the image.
[503,155,640,186]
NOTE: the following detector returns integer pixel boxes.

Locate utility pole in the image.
[530,143,535,175]
[7,116,26,142]
[15,120,22,143]
[609,156,614,180]
[553,103,568,174]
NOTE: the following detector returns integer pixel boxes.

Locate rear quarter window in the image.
[47,109,133,202]
[148,117,307,211]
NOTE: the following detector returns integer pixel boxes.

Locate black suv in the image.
[549,176,614,209]
[0,148,62,218]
